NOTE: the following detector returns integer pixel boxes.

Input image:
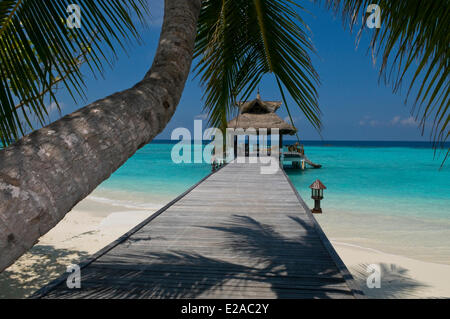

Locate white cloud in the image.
[195,114,208,121]
[359,115,372,126]
[400,116,417,126]
[47,102,64,113]
[284,116,300,124]
[390,116,401,125]
[369,120,380,127]
[359,115,418,128]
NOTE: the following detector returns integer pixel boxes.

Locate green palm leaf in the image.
[194,0,321,132]
[320,0,449,157]
[0,0,149,146]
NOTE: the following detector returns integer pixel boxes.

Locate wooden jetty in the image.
[33,161,363,299]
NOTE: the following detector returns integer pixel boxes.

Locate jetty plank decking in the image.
[34,161,363,299]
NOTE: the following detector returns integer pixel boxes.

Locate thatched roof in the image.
[228,113,297,135]
[228,92,297,135]
[237,92,282,114]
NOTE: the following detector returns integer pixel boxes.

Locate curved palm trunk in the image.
[0,0,202,272]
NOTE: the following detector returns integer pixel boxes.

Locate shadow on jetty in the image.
[0,245,89,299]
[43,216,352,298]
[38,216,429,299]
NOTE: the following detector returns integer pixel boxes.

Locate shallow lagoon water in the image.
[94,141,450,264]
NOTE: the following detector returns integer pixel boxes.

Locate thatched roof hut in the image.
[228,92,297,135]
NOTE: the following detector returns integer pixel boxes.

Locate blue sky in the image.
[45,0,431,142]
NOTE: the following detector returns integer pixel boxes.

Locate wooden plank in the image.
[33,161,362,299]
[30,165,227,299]
[85,264,347,280]
[43,286,355,300]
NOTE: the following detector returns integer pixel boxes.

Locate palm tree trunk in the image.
[0,0,202,272]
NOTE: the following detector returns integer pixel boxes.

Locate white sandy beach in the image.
[0,194,449,299]
[333,242,450,298]
[0,195,162,299]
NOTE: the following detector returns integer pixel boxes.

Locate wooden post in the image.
[245,136,249,157]
[234,135,238,159]
[279,134,283,160]
[257,131,260,157]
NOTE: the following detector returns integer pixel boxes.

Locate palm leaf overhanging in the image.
[0,0,149,146]
[194,0,321,132]
[320,0,449,160]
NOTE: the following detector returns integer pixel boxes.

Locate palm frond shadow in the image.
[350,263,430,299]
[0,245,90,299]
[42,215,430,299]
[200,215,347,298]
[51,215,349,298]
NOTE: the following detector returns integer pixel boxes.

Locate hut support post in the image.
[279,135,283,160]
[257,131,260,157]
[245,136,249,157]
[234,135,238,160]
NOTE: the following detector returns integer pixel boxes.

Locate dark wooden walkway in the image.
[34,162,363,299]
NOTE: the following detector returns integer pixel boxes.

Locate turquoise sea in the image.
[2,140,448,264]
[285,143,450,264]
[90,141,450,264]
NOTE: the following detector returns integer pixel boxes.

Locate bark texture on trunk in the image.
[0,0,202,272]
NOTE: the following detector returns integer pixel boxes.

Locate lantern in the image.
[309,180,327,214]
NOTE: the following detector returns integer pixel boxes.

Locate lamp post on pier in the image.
[309,180,326,214]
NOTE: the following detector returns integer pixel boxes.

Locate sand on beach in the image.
[0,196,161,299]
[0,194,449,299]
[333,242,450,299]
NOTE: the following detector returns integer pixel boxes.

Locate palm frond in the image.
[0,0,149,146]
[320,0,449,152]
[194,0,321,132]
